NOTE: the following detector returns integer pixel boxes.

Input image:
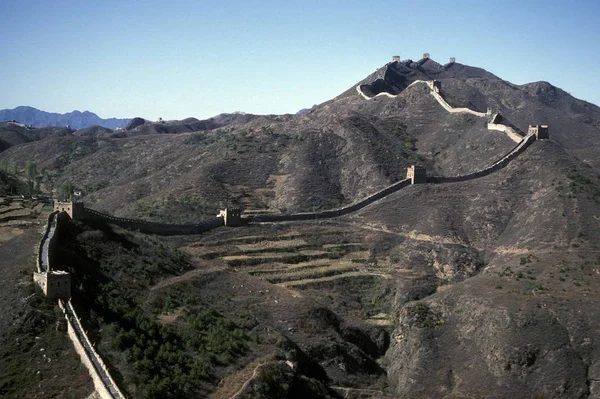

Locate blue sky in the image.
[1,0,599,120]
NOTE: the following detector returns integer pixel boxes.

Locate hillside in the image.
[1,56,600,398]
[0,106,130,130]
[0,121,73,151]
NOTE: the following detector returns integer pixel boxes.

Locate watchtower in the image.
[449,57,456,63]
[33,271,71,300]
[528,125,549,140]
[53,201,84,220]
[423,53,430,59]
[406,165,427,184]
[218,207,242,227]
[392,55,401,63]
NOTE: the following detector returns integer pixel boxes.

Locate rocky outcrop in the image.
[386,285,592,398]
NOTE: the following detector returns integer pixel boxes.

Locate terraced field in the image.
[181,223,407,289]
[0,197,49,242]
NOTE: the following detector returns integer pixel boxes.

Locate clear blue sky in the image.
[1,0,599,120]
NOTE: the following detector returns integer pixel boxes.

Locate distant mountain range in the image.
[0,106,130,130]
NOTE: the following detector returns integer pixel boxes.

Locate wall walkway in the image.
[37,211,58,272]
[58,299,126,399]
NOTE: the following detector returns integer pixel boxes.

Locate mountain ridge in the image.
[0,105,130,130]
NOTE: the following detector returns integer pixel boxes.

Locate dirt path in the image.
[229,363,266,399]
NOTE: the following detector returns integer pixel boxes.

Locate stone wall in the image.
[428,133,537,184]
[356,85,399,100]
[247,179,411,223]
[36,212,125,398]
[58,299,126,399]
[82,208,224,235]
[357,78,491,117]
[358,80,526,144]
[429,89,489,117]
[37,211,59,272]
[488,113,523,143]
[34,211,71,299]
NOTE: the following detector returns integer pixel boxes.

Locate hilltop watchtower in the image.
[218,207,242,227]
[406,165,427,184]
[528,125,549,140]
[449,57,456,63]
[423,53,430,59]
[33,271,71,300]
[392,55,401,63]
[53,201,85,220]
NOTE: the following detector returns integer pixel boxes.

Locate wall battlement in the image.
[528,125,549,139]
[54,201,84,219]
[406,165,427,184]
[34,271,70,299]
[218,207,242,226]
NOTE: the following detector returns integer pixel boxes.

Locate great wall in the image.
[83,207,224,235]
[34,212,126,399]
[32,54,550,398]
